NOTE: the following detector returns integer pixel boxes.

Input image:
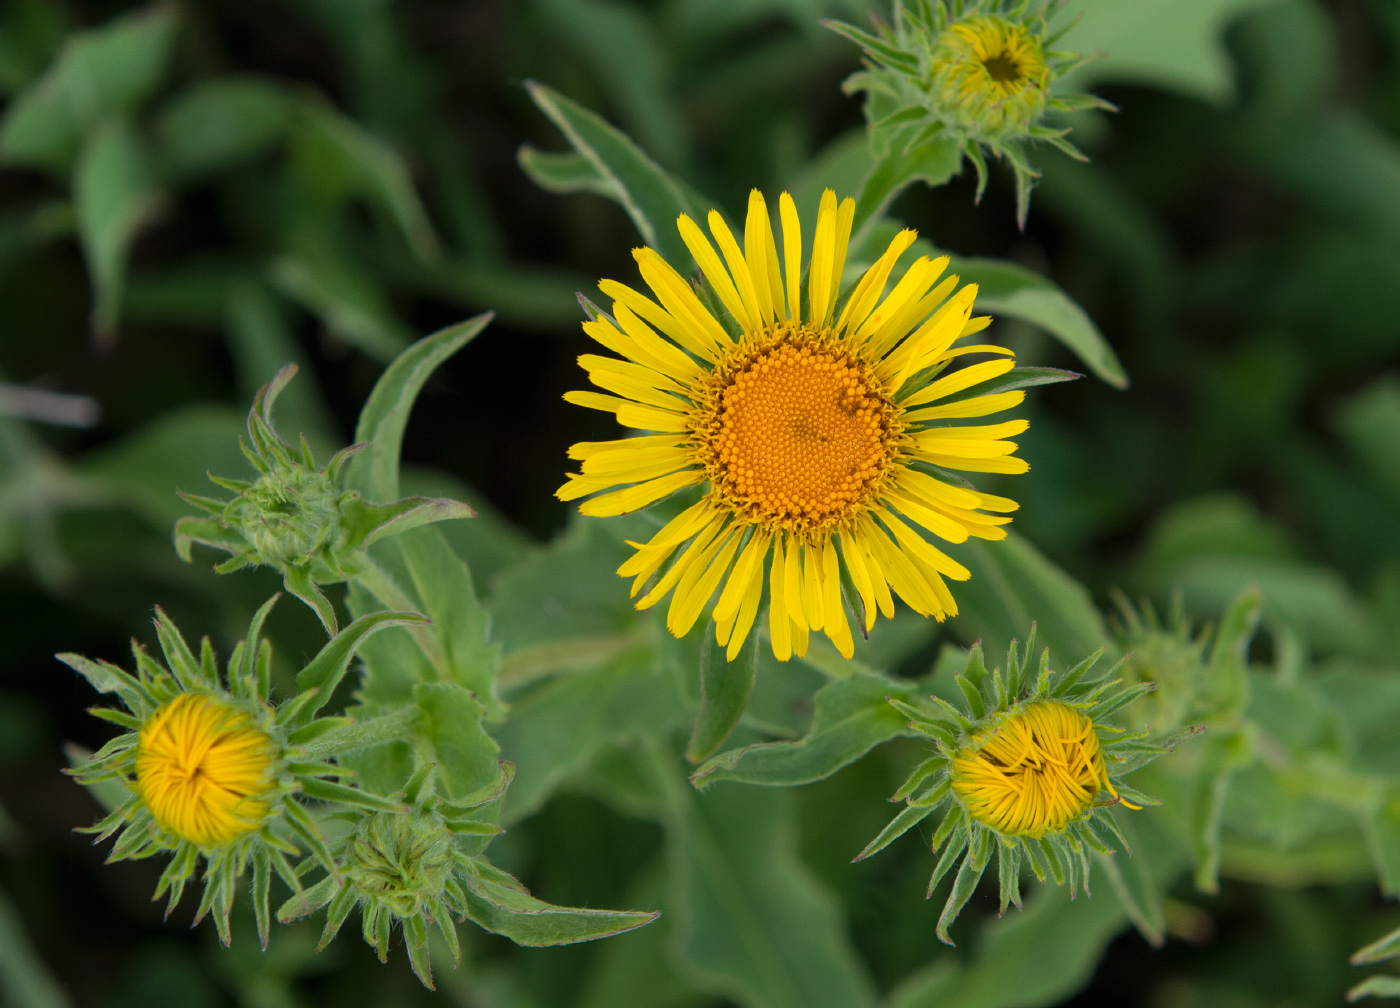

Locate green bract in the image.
[828,0,1112,225]
[174,364,474,634]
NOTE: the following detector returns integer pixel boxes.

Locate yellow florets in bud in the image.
[135,693,274,847]
[951,700,1118,837]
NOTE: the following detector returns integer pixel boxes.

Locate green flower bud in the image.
[344,809,454,919]
[174,364,474,634]
[827,0,1112,226]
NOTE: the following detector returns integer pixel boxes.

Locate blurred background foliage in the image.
[4,0,1400,1005]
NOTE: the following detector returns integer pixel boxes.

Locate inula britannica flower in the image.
[829,0,1112,225]
[860,630,1198,941]
[63,598,424,945]
[558,189,1028,661]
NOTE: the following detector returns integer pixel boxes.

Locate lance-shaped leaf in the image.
[947,255,1128,388]
[463,875,657,947]
[517,146,619,199]
[1191,728,1255,894]
[347,314,492,503]
[686,630,759,763]
[523,81,715,269]
[291,610,429,723]
[298,777,405,813]
[275,876,339,924]
[339,495,475,552]
[690,671,921,790]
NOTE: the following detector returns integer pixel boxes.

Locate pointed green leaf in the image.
[691,671,922,790]
[346,314,491,503]
[686,629,760,763]
[523,80,714,268]
[464,874,656,947]
[292,609,428,720]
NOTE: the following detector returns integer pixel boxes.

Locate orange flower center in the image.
[698,329,898,530]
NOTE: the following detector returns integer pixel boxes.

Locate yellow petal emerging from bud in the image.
[136,694,274,846]
[951,700,1114,837]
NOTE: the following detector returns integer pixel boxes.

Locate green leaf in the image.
[346,313,492,503]
[293,95,441,262]
[946,256,1128,388]
[1354,922,1400,966]
[413,682,501,803]
[293,609,429,720]
[1057,0,1275,105]
[524,80,714,268]
[0,885,73,1008]
[155,76,288,184]
[74,119,163,341]
[645,742,880,1008]
[1094,813,1165,947]
[1366,800,1400,899]
[851,138,962,247]
[517,146,618,199]
[496,648,685,824]
[1190,729,1255,894]
[892,820,1187,1008]
[0,3,176,172]
[1348,975,1400,1001]
[464,874,657,947]
[536,0,690,171]
[391,526,502,716]
[298,777,404,813]
[947,532,1111,669]
[686,630,759,764]
[690,671,920,790]
[270,247,412,364]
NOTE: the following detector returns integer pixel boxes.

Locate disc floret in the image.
[858,628,1201,943]
[828,0,1113,225]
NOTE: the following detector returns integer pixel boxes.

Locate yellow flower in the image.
[936,15,1050,136]
[558,189,1027,661]
[951,700,1134,837]
[136,693,273,847]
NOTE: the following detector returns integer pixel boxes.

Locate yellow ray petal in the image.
[668,526,742,637]
[838,529,878,631]
[904,389,1024,421]
[569,434,682,461]
[678,214,754,333]
[709,209,765,330]
[579,469,704,517]
[901,357,1016,409]
[600,279,713,361]
[744,190,782,325]
[635,248,732,354]
[808,189,839,325]
[637,514,728,608]
[822,539,854,659]
[714,529,770,623]
[836,231,922,336]
[769,535,792,661]
[803,539,825,631]
[779,192,802,321]
[783,533,808,630]
[726,567,765,660]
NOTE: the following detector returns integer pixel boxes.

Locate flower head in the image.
[175,365,474,634]
[559,189,1029,662]
[136,693,274,846]
[860,629,1199,943]
[62,598,425,946]
[278,762,514,990]
[828,0,1112,225]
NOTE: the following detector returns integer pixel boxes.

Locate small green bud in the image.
[827,0,1112,226]
[174,364,474,634]
[222,463,344,567]
[344,809,454,919]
